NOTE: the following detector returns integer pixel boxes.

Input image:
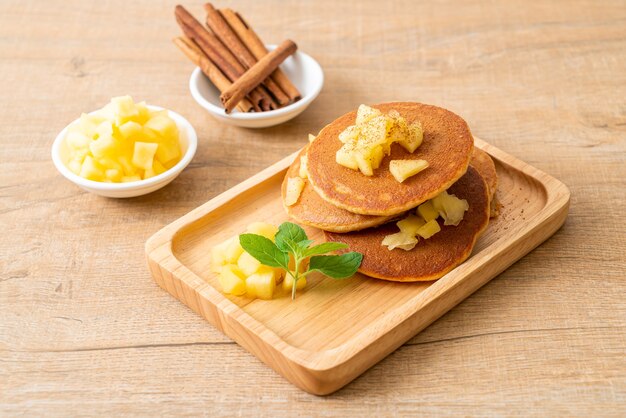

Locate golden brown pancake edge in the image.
[281,147,397,232]
[324,166,490,282]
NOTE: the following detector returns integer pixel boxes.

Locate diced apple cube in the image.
[68,160,82,175]
[359,115,390,147]
[154,139,181,165]
[224,237,245,264]
[355,104,382,125]
[237,251,261,276]
[399,121,424,153]
[282,273,306,292]
[339,125,360,144]
[66,131,91,150]
[387,114,409,145]
[370,145,384,169]
[382,231,418,251]
[132,142,158,170]
[210,239,231,273]
[118,120,143,140]
[79,156,103,181]
[417,200,439,222]
[355,152,374,176]
[299,155,308,179]
[219,264,247,296]
[285,176,305,206]
[246,222,278,241]
[144,115,178,140]
[389,159,429,183]
[144,159,166,179]
[89,134,117,159]
[336,146,359,170]
[95,121,113,140]
[134,101,150,124]
[118,155,136,176]
[308,134,316,143]
[246,269,275,299]
[396,215,425,236]
[431,191,469,226]
[416,219,441,239]
[111,95,139,125]
[105,168,123,182]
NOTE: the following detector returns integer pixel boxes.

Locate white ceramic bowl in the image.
[189,45,324,128]
[51,105,197,198]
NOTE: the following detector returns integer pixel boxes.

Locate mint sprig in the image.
[239,222,363,300]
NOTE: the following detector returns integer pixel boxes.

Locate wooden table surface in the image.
[1,0,625,416]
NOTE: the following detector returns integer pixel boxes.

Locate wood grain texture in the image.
[146,139,570,395]
[0,0,624,415]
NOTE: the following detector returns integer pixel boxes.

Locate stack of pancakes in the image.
[281,102,499,282]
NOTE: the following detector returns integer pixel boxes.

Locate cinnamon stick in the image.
[221,40,297,113]
[173,36,253,113]
[220,8,301,102]
[203,3,290,106]
[174,5,275,111]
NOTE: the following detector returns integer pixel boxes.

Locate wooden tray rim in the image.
[145,137,570,371]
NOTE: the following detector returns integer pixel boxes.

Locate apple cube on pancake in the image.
[285,177,305,206]
[432,191,469,226]
[354,152,374,176]
[336,146,359,170]
[299,155,308,178]
[356,104,383,125]
[339,125,360,144]
[396,215,426,236]
[417,200,439,222]
[416,219,441,239]
[382,231,418,251]
[389,159,429,183]
[398,122,424,153]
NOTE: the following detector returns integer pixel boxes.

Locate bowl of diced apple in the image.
[52,96,197,198]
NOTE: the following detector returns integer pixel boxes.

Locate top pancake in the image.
[282,147,396,233]
[324,166,490,282]
[307,102,474,216]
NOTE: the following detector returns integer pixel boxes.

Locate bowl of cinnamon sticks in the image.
[174,4,324,128]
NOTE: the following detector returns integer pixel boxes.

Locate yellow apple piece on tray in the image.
[245,267,276,300]
[219,264,247,296]
[212,221,363,301]
[62,95,182,183]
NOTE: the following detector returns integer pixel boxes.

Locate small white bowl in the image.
[189,45,324,128]
[51,105,197,198]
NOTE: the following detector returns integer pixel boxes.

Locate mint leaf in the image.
[275,222,308,252]
[308,252,363,279]
[239,234,289,268]
[302,242,348,258]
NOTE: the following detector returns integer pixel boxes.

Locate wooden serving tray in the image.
[145,138,570,395]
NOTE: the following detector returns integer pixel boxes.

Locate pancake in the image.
[307,102,474,216]
[324,166,490,282]
[282,147,396,232]
[470,147,499,217]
